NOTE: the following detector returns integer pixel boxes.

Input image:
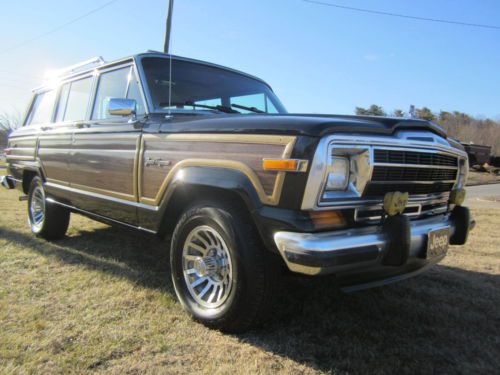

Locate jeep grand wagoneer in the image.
[1,52,472,332]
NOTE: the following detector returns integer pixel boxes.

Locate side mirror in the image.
[108,98,137,116]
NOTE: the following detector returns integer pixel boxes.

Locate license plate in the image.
[427,227,449,258]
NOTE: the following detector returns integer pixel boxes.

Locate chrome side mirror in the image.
[108,98,137,116]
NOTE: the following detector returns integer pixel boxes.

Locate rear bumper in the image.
[274,210,471,286]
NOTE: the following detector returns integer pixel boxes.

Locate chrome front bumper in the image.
[274,214,462,276]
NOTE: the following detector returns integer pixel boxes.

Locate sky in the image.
[0,0,499,120]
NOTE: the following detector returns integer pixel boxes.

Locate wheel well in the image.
[157,185,254,239]
[22,170,39,194]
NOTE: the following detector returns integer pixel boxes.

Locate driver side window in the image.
[91,67,130,120]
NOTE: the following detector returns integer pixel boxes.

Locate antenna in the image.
[164,0,175,53]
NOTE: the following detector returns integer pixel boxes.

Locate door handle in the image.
[75,123,86,129]
[41,126,52,131]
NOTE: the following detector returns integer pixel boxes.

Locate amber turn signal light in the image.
[309,210,346,230]
[262,159,308,172]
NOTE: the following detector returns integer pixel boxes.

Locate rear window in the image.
[26,90,57,125]
[55,76,93,122]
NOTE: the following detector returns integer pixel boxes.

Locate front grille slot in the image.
[374,149,458,167]
[372,166,457,182]
[364,182,455,197]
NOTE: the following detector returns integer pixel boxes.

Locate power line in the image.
[0,0,120,56]
[302,0,500,30]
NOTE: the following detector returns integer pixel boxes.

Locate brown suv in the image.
[1,52,472,332]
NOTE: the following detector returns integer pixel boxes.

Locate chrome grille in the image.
[374,149,458,167]
[364,148,459,198]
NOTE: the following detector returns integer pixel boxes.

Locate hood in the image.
[154,113,447,138]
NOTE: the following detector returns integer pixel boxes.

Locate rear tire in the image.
[27,176,70,240]
[170,200,279,333]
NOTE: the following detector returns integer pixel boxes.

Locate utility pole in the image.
[164,0,175,53]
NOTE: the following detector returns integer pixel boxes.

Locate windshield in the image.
[141,57,287,114]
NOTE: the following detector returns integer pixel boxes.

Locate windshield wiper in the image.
[231,103,265,113]
[166,101,240,114]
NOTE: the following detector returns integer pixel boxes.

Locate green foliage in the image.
[416,107,435,121]
[355,104,387,116]
[392,109,405,117]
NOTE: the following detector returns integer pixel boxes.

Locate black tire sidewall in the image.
[171,206,246,322]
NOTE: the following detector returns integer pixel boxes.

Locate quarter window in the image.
[26,90,57,125]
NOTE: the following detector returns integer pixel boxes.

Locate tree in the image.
[392,109,405,117]
[416,107,435,121]
[352,105,500,155]
[0,112,21,148]
[355,105,386,116]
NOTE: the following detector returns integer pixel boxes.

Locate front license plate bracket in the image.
[427,227,450,259]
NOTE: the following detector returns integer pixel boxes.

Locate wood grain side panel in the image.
[72,133,139,199]
[140,134,296,206]
[38,135,71,184]
[142,141,283,199]
[7,136,37,160]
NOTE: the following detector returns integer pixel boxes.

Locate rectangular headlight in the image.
[325,156,349,190]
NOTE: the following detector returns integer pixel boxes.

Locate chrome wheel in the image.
[182,225,233,309]
[29,184,46,230]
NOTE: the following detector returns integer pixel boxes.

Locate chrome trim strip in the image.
[368,180,457,185]
[354,204,422,222]
[45,182,159,211]
[46,197,157,234]
[374,162,458,170]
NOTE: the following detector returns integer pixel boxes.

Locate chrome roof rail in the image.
[51,56,106,77]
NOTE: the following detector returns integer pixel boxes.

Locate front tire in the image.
[28,176,70,240]
[170,201,279,332]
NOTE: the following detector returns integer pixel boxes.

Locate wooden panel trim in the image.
[139,134,296,206]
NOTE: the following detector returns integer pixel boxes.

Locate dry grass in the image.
[0,189,499,374]
[467,171,500,186]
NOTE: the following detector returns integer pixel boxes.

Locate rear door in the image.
[68,64,146,225]
[29,88,74,202]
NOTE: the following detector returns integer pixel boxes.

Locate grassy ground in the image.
[467,171,500,186]
[0,189,499,374]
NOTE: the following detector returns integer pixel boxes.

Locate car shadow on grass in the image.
[1,225,498,374]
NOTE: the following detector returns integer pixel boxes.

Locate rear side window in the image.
[92,67,130,120]
[55,77,93,122]
[26,90,56,125]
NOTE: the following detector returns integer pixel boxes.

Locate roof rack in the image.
[49,56,106,78]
